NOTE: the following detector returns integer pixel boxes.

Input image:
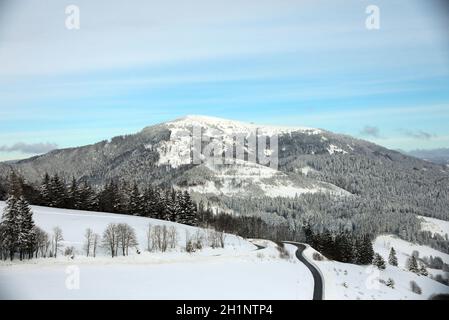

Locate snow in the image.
[327,144,347,155]
[155,115,321,168]
[185,161,326,198]
[304,240,449,300]
[0,202,254,257]
[418,216,449,238]
[0,203,314,300]
[0,257,312,299]
[168,115,321,136]
[299,166,315,176]
[374,234,449,266]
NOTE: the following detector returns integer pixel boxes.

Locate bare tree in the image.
[161,226,169,252]
[218,231,225,248]
[168,226,178,249]
[146,224,152,252]
[84,228,93,257]
[150,225,169,252]
[102,223,118,257]
[117,223,138,256]
[52,227,64,258]
[33,226,49,258]
[207,229,225,249]
[194,230,204,250]
[92,233,99,258]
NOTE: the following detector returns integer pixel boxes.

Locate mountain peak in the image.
[164,115,322,135]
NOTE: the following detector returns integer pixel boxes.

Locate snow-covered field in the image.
[0,203,313,300]
[303,234,449,300]
[419,215,449,238]
[2,202,448,300]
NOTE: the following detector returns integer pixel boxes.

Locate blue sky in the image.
[1,0,449,161]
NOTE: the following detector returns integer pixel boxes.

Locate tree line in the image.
[3,172,199,226]
[0,194,67,261]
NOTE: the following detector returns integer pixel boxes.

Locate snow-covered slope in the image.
[154,115,322,168]
[166,115,322,137]
[302,235,449,300]
[177,160,348,198]
[0,203,314,300]
[374,235,449,268]
[418,216,449,238]
[0,202,254,256]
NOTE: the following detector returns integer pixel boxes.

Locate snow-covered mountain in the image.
[0,115,448,222]
[406,148,449,166]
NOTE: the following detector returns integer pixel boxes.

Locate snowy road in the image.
[284,242,324,300]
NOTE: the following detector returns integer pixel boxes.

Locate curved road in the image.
[284,242,324,300]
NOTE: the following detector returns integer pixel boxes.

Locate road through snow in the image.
[284,242,324,300]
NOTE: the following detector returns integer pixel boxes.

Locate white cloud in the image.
[0,142,58,154]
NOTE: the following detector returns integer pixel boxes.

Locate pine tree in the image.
[388,247,398,266]
[162,189,177,221]
[335,232,353,263]
[128,183,144,216]
[304,224,314,245]
[1,196,20,260]
[407,255,419,273]
[181,191,198,226]
[142,186,155,217]
[40,173,51,206]
[8,172,23,198]
[119,180,131,213]
[68,177,81,209]
[78,182,96,211]
[356,235,374,265]
[372,253,386,270]
[16,197,35,260]
[49,174,67,207]
[98,180,117,213]
[153,187,166,220]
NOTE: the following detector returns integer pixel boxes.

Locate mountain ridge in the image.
[0,115,448,227]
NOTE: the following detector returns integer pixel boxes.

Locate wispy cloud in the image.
[0,142,58,154]
[400,129,435,140]
[360,126,380,138]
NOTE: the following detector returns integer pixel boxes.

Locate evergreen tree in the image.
[78,181,96,211]
[68,177,81,209]
[0,196,20,260]
[16,197,35,260]
[153,187,166,220]
[388,247,398,266]
[49,174,67,207]
[7,172,23,198]
[162,189,177,221]
[179,191,198,226]
[128,183,144,216]
[407,255,419,273]
[142,186,157,218]
[372,253,386,270]
[40,173,51,206]
[304,223,314,245]
[119,180,131,213]
[98,180,118,213]
[356,235,374,265]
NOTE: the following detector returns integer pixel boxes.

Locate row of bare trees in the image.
[3,220,227,260]
[145,224,226,254]
[146,224,178,252]
[101,223,138,257]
